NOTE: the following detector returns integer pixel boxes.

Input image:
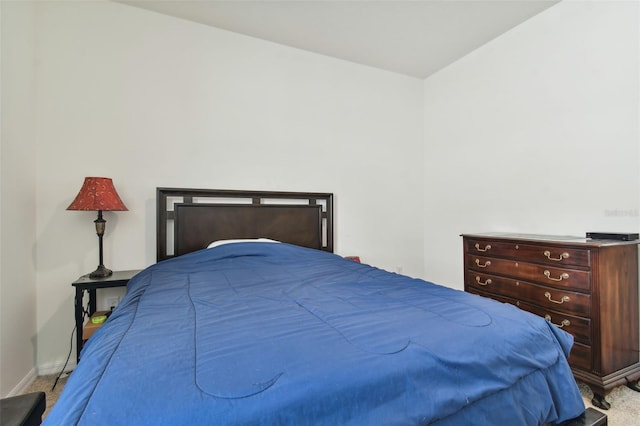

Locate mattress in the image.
[44,242,585,425]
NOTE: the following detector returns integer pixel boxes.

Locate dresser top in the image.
[461,232,640,247]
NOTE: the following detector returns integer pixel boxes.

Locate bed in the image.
[44,188,587,425]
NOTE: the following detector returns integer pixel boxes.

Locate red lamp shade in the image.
[67,177,128,211]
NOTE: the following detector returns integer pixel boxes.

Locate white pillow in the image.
[206,238,280,249]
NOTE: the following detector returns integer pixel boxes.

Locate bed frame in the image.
[156,188,334,262]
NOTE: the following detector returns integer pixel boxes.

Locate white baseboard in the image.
[4,360,76,397]
[6,367,37,397]
[37,359,77,377]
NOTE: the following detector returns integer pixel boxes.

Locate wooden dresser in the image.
[462,233,640,409]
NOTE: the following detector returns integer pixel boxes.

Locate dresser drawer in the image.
[516,301,591,345]
[514,244,590,268]
[466,239,590,268]
[569,342,592,371]
[467,255,591,292]
[468,287,591,345]
[466,271,591,317]
[465,239,518,258]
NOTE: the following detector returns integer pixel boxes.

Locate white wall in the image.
[0,1,39,396]
[32,1,424,372]
[423,0,640,289]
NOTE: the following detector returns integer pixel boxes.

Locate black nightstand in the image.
[72,269,141,362]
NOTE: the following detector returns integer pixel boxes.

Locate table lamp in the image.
[67,177,128,278]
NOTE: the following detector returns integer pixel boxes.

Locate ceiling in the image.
[117,0,559,79]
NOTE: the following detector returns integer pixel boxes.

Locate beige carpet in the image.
[22,374,640,424]
[578,382,640,425]
[22,374,67,420]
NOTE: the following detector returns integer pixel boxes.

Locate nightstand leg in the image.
[74,288,84,363]
[627,379,640,392]
[88,289,97,316]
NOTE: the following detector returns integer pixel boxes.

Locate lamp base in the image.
[89,265,113,279]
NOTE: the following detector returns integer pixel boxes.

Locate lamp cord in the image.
[51,324,76,391]
[52,294,92,390]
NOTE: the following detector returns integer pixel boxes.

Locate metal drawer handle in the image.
[544,291,570,304]
[475,259,491,268]
[475,276,492,286]
[475,243,492,252]
[544,314,571,328]
[544,250,570,261]
[543,270,569,281]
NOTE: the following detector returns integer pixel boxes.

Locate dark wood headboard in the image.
[156,188,334,261]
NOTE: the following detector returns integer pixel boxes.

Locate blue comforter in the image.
[45,242,584,425]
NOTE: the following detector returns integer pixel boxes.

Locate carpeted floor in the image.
[577,382,640,425]
[22,374,640,424]
[22,374,68,420]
